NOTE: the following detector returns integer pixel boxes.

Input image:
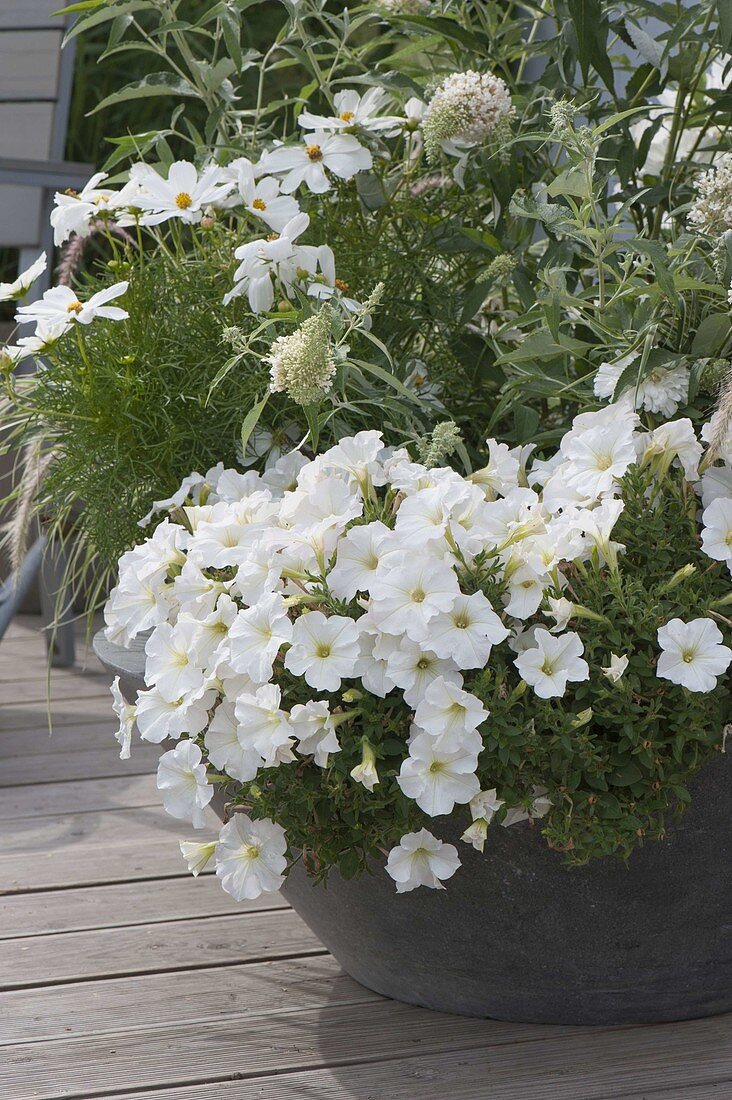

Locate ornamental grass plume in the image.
[422,70,514,162]
[689,153,732,235]
[267,305,336,406]
[702,365,732,467]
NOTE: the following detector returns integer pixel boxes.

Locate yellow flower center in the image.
[682,649,695,664]
[66,300,83,314]
[596,455,612,471]
[252,198,267,211]
[306,144,323,162]
[243,844,261,860]
[454,617,468,629]
[340,111,355,122]
[411,588,425,603]
[317,644,332,658]
[175,192,193,209]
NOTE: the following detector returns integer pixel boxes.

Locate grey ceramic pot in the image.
[94,629,732,1026]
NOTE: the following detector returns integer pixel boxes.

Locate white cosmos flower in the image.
[49,172,122,244]
[370,558,459,640]
[145,621,207,703]
[385,638,462,707]
[284,611,360,691]
[16,281,128,331]
[157,739,213,828]
[227,593,293,683]
[397,732,480,815]
[385,828,461,893]
[135,160,233,225]
[0,252,46,301]
[298,87,399,133]
[427,590,508,668]
[179,839,216,876]
[215,813,287,900]
[205,701,261,782]
[602,653,629,683]
[229,163,302,231]
[326,521,395,600]
[260,132,373,194]
[413,677,489,750]
[110,677,136,759]
[701,497,732,566]
[514,628,590,699]
[136,685,215,744]
[234,683,296,767]
[290,700,340,767]
[656,617,732,693]
[223,212,312,311]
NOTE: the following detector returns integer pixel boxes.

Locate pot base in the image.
[277,754,732,1026]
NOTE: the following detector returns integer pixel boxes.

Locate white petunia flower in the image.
[135,685,215,744]
[413,676,489,750]
[370,558,459,640]
[350,740,380,790]
[227,593,293,684]
[701,497,732,566]
[0,252,46,301]
[561,419,637,499]
[514,628,590,699]
[385,828,461,893]
[110,677,136,759]
[260,132,373,194]
[145,621,207,703]
[157,739,213,828]
[641,419,703,482]
[179,839,216,876]
[385,638,462,707]
[602,653,629,683]
[503,561,549,620]
[135,160,233,225]
[461,788,505,851]
[215,813,287,900]
[326,521,395,600]
[544,595,574,633]
[205,701,261,782]
[656,617,732,693]
[284,611,360,691]
[290,700,340,767]
[397,732,480,815]
[234,684,296,767]
[427,590,508,668]
[16,281,128,332]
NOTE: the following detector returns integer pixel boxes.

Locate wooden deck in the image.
[1,614,731,1100]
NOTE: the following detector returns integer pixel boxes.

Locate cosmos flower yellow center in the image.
[252,197,267,210]
[66,300,83,314]
[306,144,323,161]
[175,192,193,209]
[340,110,355,122]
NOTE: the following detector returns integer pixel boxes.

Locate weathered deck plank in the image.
[0,910,324,989]
[1,614,731,1100]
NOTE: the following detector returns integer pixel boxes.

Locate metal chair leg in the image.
[39,539,76,668]
[0,535,46,641]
